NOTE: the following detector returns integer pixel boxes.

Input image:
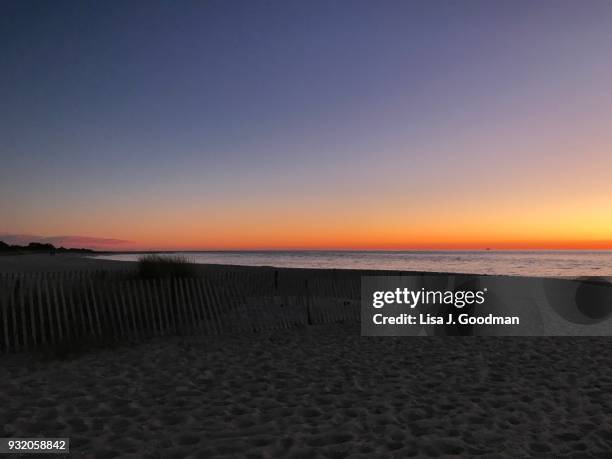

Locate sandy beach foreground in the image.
[1,323,611,458]
[1,254,612,457]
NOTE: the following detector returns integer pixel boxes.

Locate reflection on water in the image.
[93,251,612,277]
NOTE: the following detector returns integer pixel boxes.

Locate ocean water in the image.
[94,251,612,278]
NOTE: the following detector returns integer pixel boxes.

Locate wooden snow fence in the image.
[0,269,361,353]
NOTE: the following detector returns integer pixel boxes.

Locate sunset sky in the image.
[1,0,612,250]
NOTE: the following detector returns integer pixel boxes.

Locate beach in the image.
[0,254,130,274]
[1,255,612,457]
[2,323,612,457]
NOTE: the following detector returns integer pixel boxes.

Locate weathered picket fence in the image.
[0,269,361,353]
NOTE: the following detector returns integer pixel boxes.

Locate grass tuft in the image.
[136,254,198,279]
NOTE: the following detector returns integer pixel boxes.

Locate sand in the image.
[1,323,611,458]
[0,254,130,274]
[2,255,612,457]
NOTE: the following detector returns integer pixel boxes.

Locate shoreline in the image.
[0,252,468,277]
[2,253,610,282]
[0,252,542,279]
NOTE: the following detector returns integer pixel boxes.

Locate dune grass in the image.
[136,254,198,279]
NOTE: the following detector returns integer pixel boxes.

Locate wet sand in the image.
[1,323,612,458]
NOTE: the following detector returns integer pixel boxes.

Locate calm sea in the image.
[94,251,612,278]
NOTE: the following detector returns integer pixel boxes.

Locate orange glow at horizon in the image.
[9,176,612,251]
[58,205,612,251]
[117,239,612,252]
[5,111,612,251]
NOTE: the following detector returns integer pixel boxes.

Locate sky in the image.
[1,0,612,250]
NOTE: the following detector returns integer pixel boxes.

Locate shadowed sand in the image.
[2,255,612,457]
[1,323,612,457]
[0,254,130,273]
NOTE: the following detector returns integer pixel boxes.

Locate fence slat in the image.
[66,277,80,341]
[77,276,93,338]
[130,280,145,338]
[180,278,197,334]
[100,282,116,340]
[19,281,28,351]
[88,279,102,337]
[51,282,64,342]
[145,281,161,336]
[122,281,139,340]
[43,279,56,346]
[10,280,20,352]
[205,278,224,333]
[28,283,37,348]
[197,278,217,334]
[160,278,173,334]
[172,278,185,333]
[150,281,165,336]
[3,280,11,352]
[190,278,207,335]
[112,285,126,338]
[59,281,70,342]
[36,279,47,345]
